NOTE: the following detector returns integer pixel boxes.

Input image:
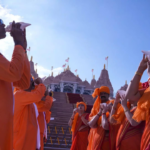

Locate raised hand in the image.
[115,92,121,103]
[10,21,25,49]
[34,77,42,85]
[138,54,148,73]
[120,94,128,108]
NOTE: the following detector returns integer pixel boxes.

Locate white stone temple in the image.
[30,56,115,97]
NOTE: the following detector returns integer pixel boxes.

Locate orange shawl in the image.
[71,102,87,133]
[133,88,150,122]
[111,102,131,124]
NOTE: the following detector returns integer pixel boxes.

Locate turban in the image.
[76,102,87,111]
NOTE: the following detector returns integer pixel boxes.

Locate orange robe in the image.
[116,108,145,150]
[13,83,46,150]
[0,45,30,150]
[71,113,90,150]
[87,100,119,150]
[36,96,53,150]
[132,88,150,150]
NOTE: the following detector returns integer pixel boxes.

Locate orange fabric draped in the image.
[0,45,30,150]
[36,95,53,150]
[46,111,51,124]
[133,88,150,122]
[13,84,46,150]
[111,102,131,124]
[71,130,89,150]
[116,108,145,150]
[88,86,119,150]
[87,123,119,150]
[71,102,87,133]
[71,113,89,150]
[140,115,150,150]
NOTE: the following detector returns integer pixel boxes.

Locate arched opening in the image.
[63,86,73,93]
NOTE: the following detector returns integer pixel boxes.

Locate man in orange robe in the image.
[68,102,90,150]
[36,91,53,150]
[13,78,46,150]
[0,20,30,150]
[87,86,119,150]
[124,54,150,150]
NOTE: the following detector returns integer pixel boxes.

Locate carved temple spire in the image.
[51,72,53,77]
[104,64,105,69]
[36,69,37,73]
[125,80,127,84]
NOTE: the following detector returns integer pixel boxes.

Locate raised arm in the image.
[88,108,102,128]
[36,96,53,112]
[15,83,46,105]
[68,108,77,126]
[101,105,109,130]
[121,95,141,126]
[126,54,147,100]
[109,93,120,124]
[0,45,25,82]
[13,53,30,90]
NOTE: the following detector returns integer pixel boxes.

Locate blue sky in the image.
[0,0,150,93]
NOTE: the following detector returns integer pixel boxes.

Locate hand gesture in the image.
[147,60,150,78]
[34,77,42,85]
[115,92,121,103]
[73,108,77,115]
[10,21,24,49]
[138,54,148,73]
[120,94,127,108]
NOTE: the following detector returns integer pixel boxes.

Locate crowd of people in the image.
[0,20,53,150]
[68,53,150,149]
[1,18,150,150]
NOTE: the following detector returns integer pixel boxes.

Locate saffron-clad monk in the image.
[68,102,90,150]
[0,20,30,150]
[124,54,150,150]
[13,77,46,150]
[110,91,145,150]
[36,90,53,150]
[87,86,119,150]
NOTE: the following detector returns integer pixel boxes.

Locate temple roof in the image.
[83,80,93,89]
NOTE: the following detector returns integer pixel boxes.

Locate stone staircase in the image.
[44,92,94,150]
[44,92,73,150]
[81,94,94,105]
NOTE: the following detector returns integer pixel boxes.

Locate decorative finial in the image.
[77,74,78,77]
[67,65,70,70]
[93,75,95,79]
[125,80,127,84]
[51,72,53,76]
[36,69,37,73]
[104,64,105,69]
[30,56,33,61]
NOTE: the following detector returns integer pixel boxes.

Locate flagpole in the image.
[107,57,108,71]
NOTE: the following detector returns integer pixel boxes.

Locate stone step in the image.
[44,147,70,150]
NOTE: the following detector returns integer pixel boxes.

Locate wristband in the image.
[135,72,142,77]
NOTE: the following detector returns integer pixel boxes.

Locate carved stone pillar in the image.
[81,87,84,94]
[60,82,64,92]
[73,83,77,93]
[50,84,55,91]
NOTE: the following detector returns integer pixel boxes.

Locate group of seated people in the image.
[0,20,53,150]
[69,54,150,150]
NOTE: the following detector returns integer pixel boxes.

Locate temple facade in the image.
[30,57,114,97]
